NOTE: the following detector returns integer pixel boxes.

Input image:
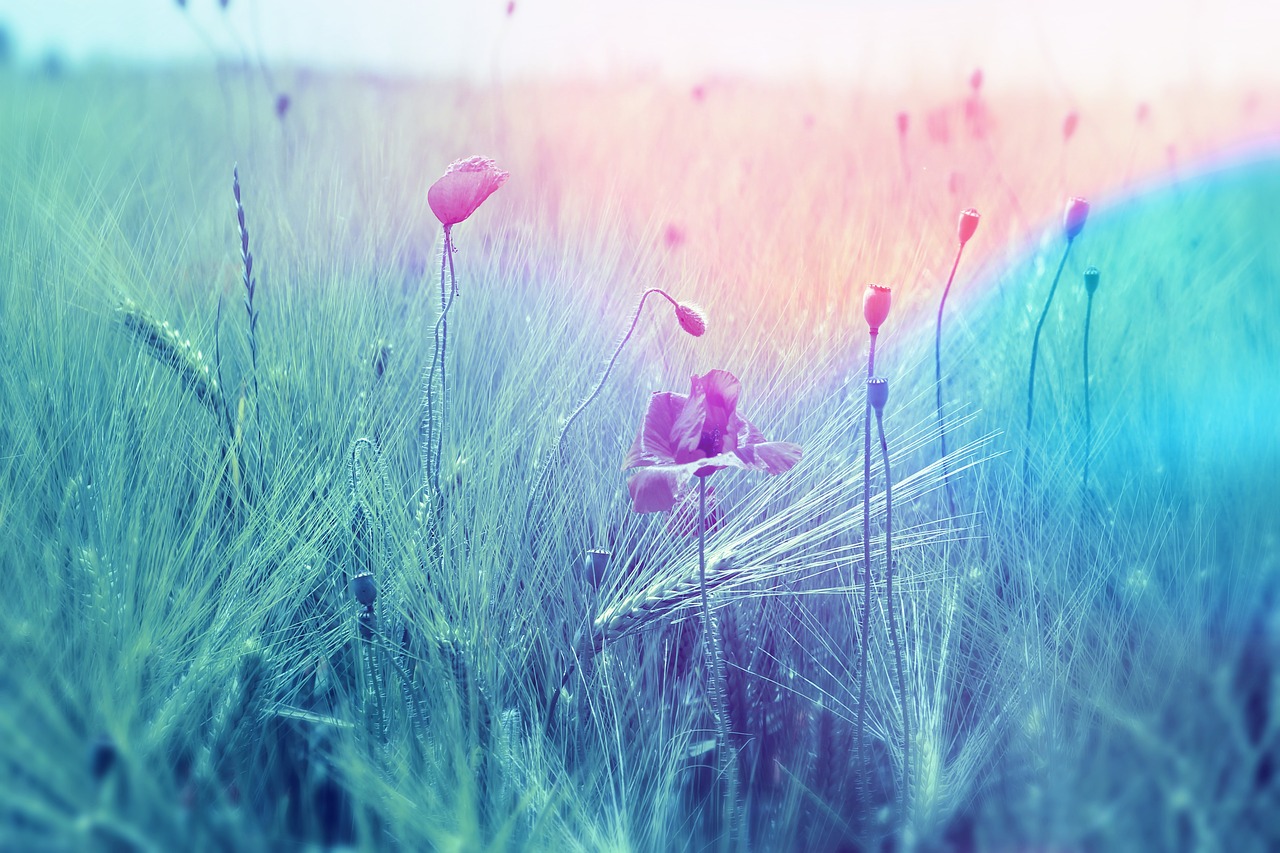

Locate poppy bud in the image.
[1084,265,1100,295]
[675,303,707,337]
[1063,197,1090,240]
[351,572,377,607]
[863,285,892,333]
[583,549,611,591]
[958,208,980,245]
[868,377,889,412]
[428,156,509,228]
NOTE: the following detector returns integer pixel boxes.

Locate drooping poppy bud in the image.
[868,377,889,412]
[351,572,377,607]
[675,303,707,337]
[958,208,981,245]
[863,285,892,334]
[1084,266,1100,295]
[428,156,509,228]
[1063,197,1090,240]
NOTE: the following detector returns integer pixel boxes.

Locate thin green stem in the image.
[935,242,965,519]
[698,476,737,850]
[877,405,910,816]
[1083,291,1094,495]
[524,287,678,539]
[856,332,877,812]
[1023,238,1074,488]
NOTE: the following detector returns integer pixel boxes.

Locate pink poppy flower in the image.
[622,369,802,514]
[428,156,509,228]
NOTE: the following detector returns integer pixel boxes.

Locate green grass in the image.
[1,64,1277,850]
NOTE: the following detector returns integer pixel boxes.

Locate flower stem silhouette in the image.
[1024,197,1088,490]
[936,209,979,519]
[871,377,910,815]
[1082,266,1100,500]
[858,284,891,813]
[696,475,740,851]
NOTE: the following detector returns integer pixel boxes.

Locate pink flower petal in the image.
[737,441,803,475]
[627,466,686,513]
[623,391,688,470]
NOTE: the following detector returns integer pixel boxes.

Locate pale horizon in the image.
[3,0,1279,96]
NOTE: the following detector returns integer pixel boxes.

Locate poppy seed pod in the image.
[1084,265,1100,294]
[675,303,707,337]
[868,377,889,412]
[1063,197,1090,240]
[958,208,981,245]
[428,156,509,228]
[863,285,893,333]
[584,549,611,591]
[351,572,377,607]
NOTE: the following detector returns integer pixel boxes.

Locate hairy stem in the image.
[857,331,877,811]
[1083,290,1095,496]
[697,476,738,851]
[877,405,910,815]
[524,287,679,539]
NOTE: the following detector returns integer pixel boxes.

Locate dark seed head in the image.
[1084,265,1100,294]
[868,377,889,412]
[90,735,117,782]
[351,572,377,607]
[583,549,611,591]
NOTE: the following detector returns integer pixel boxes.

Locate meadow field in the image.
[1,60,1278,851]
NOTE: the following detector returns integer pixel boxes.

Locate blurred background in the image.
[2,0,1280,94]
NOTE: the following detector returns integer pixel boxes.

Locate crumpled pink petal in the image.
[428,156,509,228]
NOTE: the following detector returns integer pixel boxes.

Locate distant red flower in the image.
[958,208,980,245]
[428,156,509,228]
[1063,197,1090,240]
[623,370,802,514]
[896,111,909,137]
[1063,111,1079,141]
[970,68,983,93]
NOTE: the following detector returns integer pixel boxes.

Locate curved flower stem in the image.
[1023,238,1074,490]
[876,404,910,817]
[697,476,738,851]
[1082,289,1095,499]
[523,287,679,539]
[857,331,878,811]
[935,242,966,520]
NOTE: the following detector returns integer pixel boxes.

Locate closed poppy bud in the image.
[428,156,509,228]
[868,377,889,412]
[1084,265,1100,294]
[583,549,611,590]
[675,303,707,337]
[1063,197,1090,240]
[863,284,892,333]
[958,208,980,245]
[351,572,377,606]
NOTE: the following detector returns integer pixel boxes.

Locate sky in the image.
[2,0,1279,94]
